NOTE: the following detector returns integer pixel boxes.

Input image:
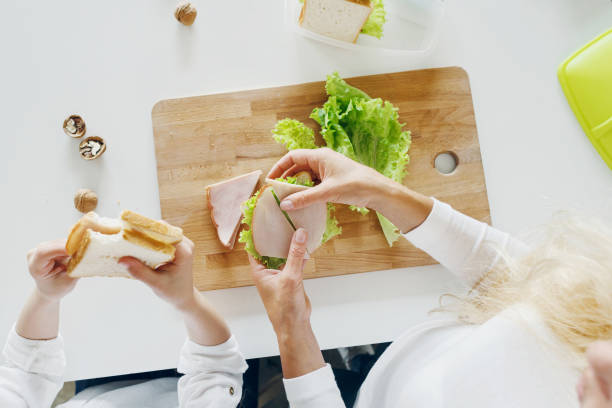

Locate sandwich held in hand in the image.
[66,211,183,278]
[206,170,262,249]
[252,179,327,259]
[240,176,337,269]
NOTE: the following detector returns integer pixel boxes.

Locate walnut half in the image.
[63,115,86,138]
[79,136,106,160]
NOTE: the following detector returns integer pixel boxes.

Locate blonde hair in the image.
[440,214,612,367]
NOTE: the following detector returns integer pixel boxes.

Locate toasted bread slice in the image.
[121,210,183,245]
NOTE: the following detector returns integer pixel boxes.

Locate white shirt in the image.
[0,327,247,408]
[284,199,581,408]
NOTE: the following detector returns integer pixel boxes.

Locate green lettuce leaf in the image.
[276,176,314,187]
[361,0,386,39]
[322,203,342,243]
[272,119,317,150]
[270,72,409,247]
[314,72,410,246]
[376,212,400,247]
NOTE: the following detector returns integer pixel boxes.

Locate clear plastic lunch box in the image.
[284,0,446,56]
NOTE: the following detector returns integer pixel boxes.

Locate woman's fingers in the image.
[280,184,332,211]
[268,149,322,179]
[283,229,308,280]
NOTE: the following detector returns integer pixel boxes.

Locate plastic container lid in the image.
[558,28,612,170]
[284,0,446,56]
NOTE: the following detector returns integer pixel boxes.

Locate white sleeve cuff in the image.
[177,335,248,375]
[403,198,454,249]
[2,324,66,378]
[283,364,345,407]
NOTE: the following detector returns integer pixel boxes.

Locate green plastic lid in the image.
[558,28,612,170]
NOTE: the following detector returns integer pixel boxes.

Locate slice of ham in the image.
[207,170,262,249]
[252,178,327,259]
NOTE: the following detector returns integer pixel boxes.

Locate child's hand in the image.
[26,240,77,301]
[119,238,196,310]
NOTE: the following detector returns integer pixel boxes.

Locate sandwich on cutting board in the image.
[251,178,327,258]
[300,0,373,43]
[206,170,262,249]
[66,211,183,278]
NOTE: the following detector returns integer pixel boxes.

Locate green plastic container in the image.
[558,28,612,170]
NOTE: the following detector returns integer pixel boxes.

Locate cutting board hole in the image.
[434,151,458,175]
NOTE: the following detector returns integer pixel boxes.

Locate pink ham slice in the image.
[206,170,262,249]
[252,178,327,259]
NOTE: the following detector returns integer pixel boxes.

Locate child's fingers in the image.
[172,238,194,266]
[119,257,159,287]
[28,240,68,269]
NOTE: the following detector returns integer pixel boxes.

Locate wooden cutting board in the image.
[152,67,490,291]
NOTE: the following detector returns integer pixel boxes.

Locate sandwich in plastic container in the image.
[285,0,446,56]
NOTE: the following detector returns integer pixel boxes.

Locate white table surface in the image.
[1,0,611,381]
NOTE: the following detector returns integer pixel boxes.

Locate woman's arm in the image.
[1,240,77,408]
[120,238,247,407]
[270,148,528,284]
[248,229,345,408]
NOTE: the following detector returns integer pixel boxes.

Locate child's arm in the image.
[1,240,77,408]
[120,238,248,407]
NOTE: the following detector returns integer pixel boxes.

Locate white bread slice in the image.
[299,0,372,43]
[67,229,175,278]
[66,211,183,278]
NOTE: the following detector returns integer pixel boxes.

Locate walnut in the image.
[74,189,98,213]
[79,136,106,160]
[174,1,197,26]
[63,115,86,138]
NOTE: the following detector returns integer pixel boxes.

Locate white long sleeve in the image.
[0,325,65,408]
[283,364,345,408]
[403,198,529,285]
[177,335,248,408]
[281,199,530,408]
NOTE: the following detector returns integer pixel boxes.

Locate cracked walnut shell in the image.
[63,115,86,138]
[79,136,106,160]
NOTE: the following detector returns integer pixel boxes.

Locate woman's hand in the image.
[26,240,77,301]
[249,228,312,334]
[119,238,196,311]
[249,228,326,378]
[578,341,612,407]
[268,148,433,233]
[268,148,389,211]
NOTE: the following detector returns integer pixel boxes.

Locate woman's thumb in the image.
[280,185,328,210]
[284,228,308,278]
